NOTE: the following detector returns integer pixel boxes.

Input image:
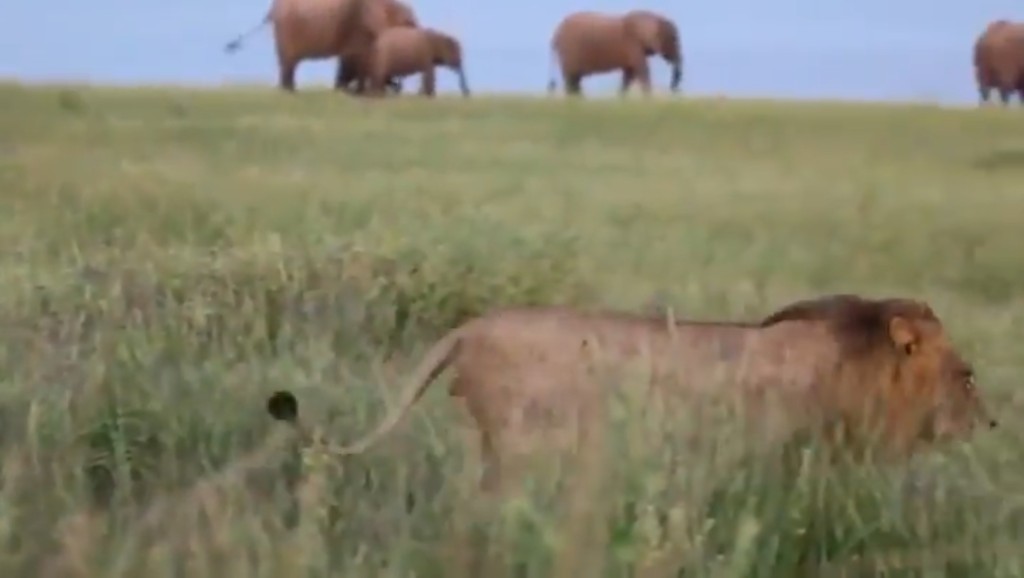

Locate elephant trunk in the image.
[666,46,683,93]
[455,67,471,97]
[669,59,683,93]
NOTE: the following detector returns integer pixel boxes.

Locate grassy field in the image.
[3,81,1024,577]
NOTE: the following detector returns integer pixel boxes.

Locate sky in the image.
[1,0,1019,104]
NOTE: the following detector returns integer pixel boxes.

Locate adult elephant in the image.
[973,19,1024,106]
[336,0,419,95]
[223,0,392,92]
[547,10,683,97]
[364,27,471,98]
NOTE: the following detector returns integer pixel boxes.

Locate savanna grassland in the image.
[2,82,1024,577]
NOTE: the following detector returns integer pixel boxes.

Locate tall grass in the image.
[1,82,1024,577]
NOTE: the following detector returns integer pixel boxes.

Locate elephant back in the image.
[980,19,1013,38]
[360,0,394,35]
[551,10,638,69]
[552,11,622,45]
[374,27,429,75]
[272,0,378,59]
[977,21,1024,61]
[383,0,419,28]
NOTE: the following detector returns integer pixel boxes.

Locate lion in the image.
[266,294,997,492]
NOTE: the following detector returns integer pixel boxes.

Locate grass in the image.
[2,80,1024,577]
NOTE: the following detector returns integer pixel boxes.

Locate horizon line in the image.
[1,78,981,110]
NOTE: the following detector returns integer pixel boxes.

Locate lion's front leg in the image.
[478,430,504,494]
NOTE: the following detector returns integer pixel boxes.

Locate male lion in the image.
[267,294,997,492]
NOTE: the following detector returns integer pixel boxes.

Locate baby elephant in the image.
[367,27,471,98]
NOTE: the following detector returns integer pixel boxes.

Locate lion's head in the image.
[763,294,998,455]
[877,299,998,446]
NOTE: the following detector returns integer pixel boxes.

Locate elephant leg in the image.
[420,67,436,97]
[371,76,389,97]
[334,61,362,94]
[333,60,346,91]
[358,74,375,96]
[355,71,375,96]
[619,68,635,97]
[565,73,583,97]
[278,58,298,93]
[364,75,383,98]
[633,62,652,97]
[365,58,390,98]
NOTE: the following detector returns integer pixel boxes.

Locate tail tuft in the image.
[267,390,299,423]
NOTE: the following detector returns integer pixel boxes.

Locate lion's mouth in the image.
[929,421,977,444]
[917,413,939,442]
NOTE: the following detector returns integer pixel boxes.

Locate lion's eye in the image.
[963,374,975,390]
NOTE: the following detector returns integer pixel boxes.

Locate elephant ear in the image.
[431,32,456,62]
[445,35,459,60]
[623,15,656,54]
[622,16,642,40]
[655,18,680,57]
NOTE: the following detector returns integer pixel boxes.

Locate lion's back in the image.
[449,307,599,398]
[741,321,836,388]
[449,307,679,399]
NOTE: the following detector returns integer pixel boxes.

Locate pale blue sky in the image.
[1,0,1019,103]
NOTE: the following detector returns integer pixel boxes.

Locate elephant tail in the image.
[546,46,559,94]
[224,7,273,54]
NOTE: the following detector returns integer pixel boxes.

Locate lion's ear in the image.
[888,316,918,355]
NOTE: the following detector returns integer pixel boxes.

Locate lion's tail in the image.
[267,327,463,456]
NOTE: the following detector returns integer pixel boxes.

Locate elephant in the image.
[336,0,419,95]
[224,0,393,92]
[364,27,471,98]
[973,19,1024,106]
[547,10,683,97]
